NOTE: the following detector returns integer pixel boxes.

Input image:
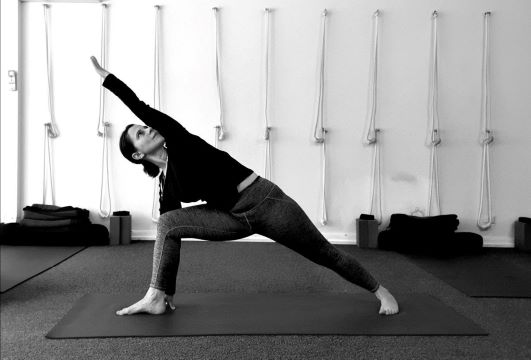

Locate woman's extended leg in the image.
[247,180,399,315]
[116,203,252,315]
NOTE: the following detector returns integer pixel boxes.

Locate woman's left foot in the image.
[374,285,400,315]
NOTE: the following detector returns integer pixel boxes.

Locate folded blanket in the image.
[20,218,90,227]
[22,209,84,220]
[378,229,483,256]
[0,222,109,246]
[22,204,90,220]
[388,213,459,234]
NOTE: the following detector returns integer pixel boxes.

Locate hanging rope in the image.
[42,3,59,205]
[312,9,328,226]
[477,11,494,230]
[363,9,383,224]
[97,3,112,218]
[212,7,225,148]
[426,10,441,216]
[152,4,162,223]
[263,8,272,180]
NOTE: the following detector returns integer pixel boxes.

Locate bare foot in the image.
[116,287,171,315]
[374,285,400,315]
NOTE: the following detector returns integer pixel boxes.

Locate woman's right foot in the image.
[374,285,400,315]
[116,288,167,315]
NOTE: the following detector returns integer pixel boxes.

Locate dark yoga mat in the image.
[46,292,487,338]
[0,245,87,293]
[406,252,531,298]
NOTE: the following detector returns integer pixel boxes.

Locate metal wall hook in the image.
[264,126,271,140]
[366,128,380,144]
[431,129,441,145]
[481,129,494,144]
[215,125,225,141]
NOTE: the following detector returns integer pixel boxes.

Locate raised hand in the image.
[90,56,110,79]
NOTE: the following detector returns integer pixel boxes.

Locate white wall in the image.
[1,0,19,224]
[10,0,531,246]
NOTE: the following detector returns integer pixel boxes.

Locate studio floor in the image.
[1,240,530,360]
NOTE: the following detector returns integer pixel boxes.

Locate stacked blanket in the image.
[0,204,109,246]
[377,213,483,256]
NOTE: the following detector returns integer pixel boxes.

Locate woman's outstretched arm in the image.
[90,56,189,141]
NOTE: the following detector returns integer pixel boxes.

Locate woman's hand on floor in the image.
[90,56,110,79]
[165,294,176,310]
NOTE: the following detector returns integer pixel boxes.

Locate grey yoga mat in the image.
[0,245,87,293]
[406,252,531,298]
[46,292,487,338]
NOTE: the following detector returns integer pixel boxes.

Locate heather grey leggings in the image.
[150,176,381,296]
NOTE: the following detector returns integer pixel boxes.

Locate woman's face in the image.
[127,125,166,158]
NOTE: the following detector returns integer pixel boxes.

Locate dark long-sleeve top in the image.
[102,73,254,215]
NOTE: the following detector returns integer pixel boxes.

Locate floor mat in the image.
[46,292,487,338]
[0,245,87,293]
[405,251,531,298]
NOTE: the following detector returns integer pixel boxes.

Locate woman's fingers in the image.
[165,295,176,310]
[90,56,99,68]
[90,56,105,76]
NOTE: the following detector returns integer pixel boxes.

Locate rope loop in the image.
[312,9,328,225]
[213,7,225,145]
[426,9,441,216]
[263,8,272,179]
[152,4,163,223]
[363,9,383,224]
[98,2,112,218]
[42,3,59,205]
[312,8,327,144]
[477,11,494,230]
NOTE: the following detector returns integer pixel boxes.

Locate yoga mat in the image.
[406,252,531,298]
[0,245,87,293]
[46,292,487,338]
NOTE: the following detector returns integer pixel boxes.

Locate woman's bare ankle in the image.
[146,287,166,300]
[374,285,387,299]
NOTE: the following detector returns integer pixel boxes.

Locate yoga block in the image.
[356,218,379,249]
[119,215,131,245]
[515,221,531,252]
[109,216,121,246]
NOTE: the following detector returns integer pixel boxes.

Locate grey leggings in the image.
[150,176,381,296]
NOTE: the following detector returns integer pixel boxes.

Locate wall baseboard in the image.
[132,230,515,248]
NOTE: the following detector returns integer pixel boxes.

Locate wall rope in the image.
[42,3,60,205]
[426,10,441,216]
[212,7,225,148]
[312,9,328,226]
[477,11,494,230]
[363,9,383,224]
[263,8,272,180]
[97,3,112,218]
[152,4,162,223]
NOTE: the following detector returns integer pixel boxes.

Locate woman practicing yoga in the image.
[90,56,399,316]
